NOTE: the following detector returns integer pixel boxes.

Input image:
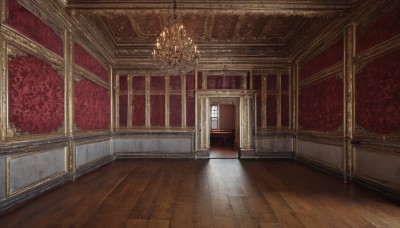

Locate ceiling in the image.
[65,0,355,71]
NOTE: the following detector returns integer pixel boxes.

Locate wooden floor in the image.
[0,159,399,227]
[210,145,238,158]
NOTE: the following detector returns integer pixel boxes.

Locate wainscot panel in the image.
[7,148,67,196]
[353,146,400,191]
[74,140,112,168]
[0,157,5,199]
[298,139,344,172]
[256,135,293,158]
[114,134,193,158]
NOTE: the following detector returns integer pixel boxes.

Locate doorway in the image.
[209,104,238,158]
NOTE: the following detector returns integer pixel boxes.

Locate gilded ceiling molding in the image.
[202,69,248,77]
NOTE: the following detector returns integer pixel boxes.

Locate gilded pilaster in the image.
[289,69,292,129]
[1,0,6,25]
[165,75,170,127]
[0,35,7,140]
[109,66,114,131]
[293,62,299,158]
[277,73,282,129]
[202,72,207,89]
[115,74,120,129]
[127,75,133,128]
[145,75,150,127]
[63,29,74,172]
[181,74,187,127]
[344,24,356,181]
[261,75,267,128]
[249,71,253,90]
[242,74,247,90]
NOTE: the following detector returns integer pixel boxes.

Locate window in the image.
[211,105,218,129]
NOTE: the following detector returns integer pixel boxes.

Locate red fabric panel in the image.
[132,95,145,126]
[170,76,181,91]
[267,95,277,127]
[8,55,64,134]
[300,38,343,80]
[267,74,277,90]
[170,95,182,127]
[207,76,243,89]
[7,0,63,56]
[74,80,110,130]
[256,95,262,127]
[186,100,195,127]
[357,4,400,53]
[253,75,262,91]
[151,95,165,126]
[186,73,195,91]
[356,50,400,134]
[282,74,289,91]
[119,95,128,127]
[150,76,165,91]
[74,43,108,82]
[299,76,343,131]
[281,94,290,127]
[119,75,128,91]
[133,76,145,91]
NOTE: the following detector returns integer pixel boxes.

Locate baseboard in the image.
[0,173,70,216]
[115,152,194,159]
[75,155,114,178]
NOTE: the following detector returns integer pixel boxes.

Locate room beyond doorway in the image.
[209,104,238,159]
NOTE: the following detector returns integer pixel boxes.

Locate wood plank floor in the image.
[0,159,399,227]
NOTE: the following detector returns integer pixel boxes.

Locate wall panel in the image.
[7,148,66,196]
[298,139,344,172]
[75,140,111,168]
[353,147,400,189]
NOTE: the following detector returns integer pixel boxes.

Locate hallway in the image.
[1,159,399,227]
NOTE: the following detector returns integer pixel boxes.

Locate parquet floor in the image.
[0,159,399,227]
[210,145,238,158]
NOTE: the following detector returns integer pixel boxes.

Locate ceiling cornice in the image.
[66,0,353,17]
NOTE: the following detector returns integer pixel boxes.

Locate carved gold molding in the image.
[2,26,64,67]
[127,75,133,128]
[0,37,7,141]
[73,65,110,89]
[299,62,343,89]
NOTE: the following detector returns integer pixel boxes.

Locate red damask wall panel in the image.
[281,95,290,127]
[74,80,110,130]
[132,76,145,91]
[357,4,400,54]
[267,74,277,90]
[119,75,128,91]
[356,50,400,134]
[299,76,343,131]
[119,95,128,127]
[7,0,63,56]
[197,72,203,89]
[170,75,181,90]
[170,95,182,127]
[74,43,108,82]
[150,76,165,91]
[8,55,64,134]
[186,74,195,127]
[267,95,277,127]
[132,95,145,126]
[150,95,165,126]
[207,76,243,89]
[282,74,289,90]
[300,38,343,80]
[253,75,262,91]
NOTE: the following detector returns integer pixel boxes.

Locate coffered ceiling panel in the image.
[211,15,240,40]
[66,0,356,69]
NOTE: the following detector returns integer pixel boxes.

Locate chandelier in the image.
[153,0,200,74]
